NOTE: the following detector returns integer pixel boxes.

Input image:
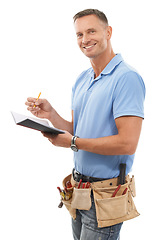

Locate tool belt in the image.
[59,172,139,228]
[72,168,109,182]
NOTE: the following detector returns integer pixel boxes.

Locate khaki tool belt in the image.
[61,173,139,228]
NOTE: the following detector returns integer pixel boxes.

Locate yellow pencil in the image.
[34,92,41,107]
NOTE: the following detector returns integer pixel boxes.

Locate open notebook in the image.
[11,111,65,134]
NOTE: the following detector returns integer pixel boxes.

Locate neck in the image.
[90,47,116,79]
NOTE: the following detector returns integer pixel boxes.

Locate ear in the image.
[106,26,112,40]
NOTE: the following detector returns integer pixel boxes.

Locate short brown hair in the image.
[73,9,108,26]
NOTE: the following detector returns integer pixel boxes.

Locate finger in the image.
[42,132,52,138]
[25,97,37,107]
[41,132,56,138]
[25,101,35,107]
[27,110,39,116]
[27,106,40,111]
[27,97,37,102]
[34,98,46,106]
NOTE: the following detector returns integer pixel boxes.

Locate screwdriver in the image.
[122,188,128,195]
[78,179,82,189]
[66,181,72,188]
[57,187,65,200]
[112,184,121,197]
[85,182,91,188]
[64,187,72,200]
[57,187,64,208]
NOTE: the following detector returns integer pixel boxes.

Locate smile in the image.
[83,43,97,49]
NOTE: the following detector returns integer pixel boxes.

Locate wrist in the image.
[71,136,79,152]
[47,107,57,122]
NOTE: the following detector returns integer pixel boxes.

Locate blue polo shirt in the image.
[72,54,145,178]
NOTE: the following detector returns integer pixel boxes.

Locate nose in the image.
[82,33,90,45]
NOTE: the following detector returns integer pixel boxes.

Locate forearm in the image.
[76,134,136,156]
[48,108,73,134]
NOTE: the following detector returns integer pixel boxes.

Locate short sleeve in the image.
[113,71,146,119]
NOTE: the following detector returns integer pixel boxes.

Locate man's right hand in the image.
[25,97,54,120]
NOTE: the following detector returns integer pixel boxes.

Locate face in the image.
[74,15,111,59]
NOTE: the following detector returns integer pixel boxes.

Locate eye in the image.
[89,30,96,34]
[77,33,83,39]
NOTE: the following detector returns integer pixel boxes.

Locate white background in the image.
[0,0,159,239]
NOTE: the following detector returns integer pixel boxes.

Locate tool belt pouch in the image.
[62,174,76,220]
[61,174,92,219]
[71,188,91,210]
[92,175,140,228]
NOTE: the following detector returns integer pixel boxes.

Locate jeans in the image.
[72,195,123,240]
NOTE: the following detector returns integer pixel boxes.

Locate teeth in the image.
[85,45,94,49]
[84,44,96,49]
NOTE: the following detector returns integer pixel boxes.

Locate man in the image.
[26,9,145,240]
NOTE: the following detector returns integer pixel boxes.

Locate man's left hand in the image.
[42,131,72,148]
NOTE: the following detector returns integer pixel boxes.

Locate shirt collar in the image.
[101,54,123,75]
[90,54,123,80]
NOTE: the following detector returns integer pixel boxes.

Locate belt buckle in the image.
[74,169,81,176]
[73,169,82,182]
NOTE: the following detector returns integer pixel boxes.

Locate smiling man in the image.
[75,13,114,70]
[26,9,145,240]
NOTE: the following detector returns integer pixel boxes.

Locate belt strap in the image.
[72,168,109,183]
